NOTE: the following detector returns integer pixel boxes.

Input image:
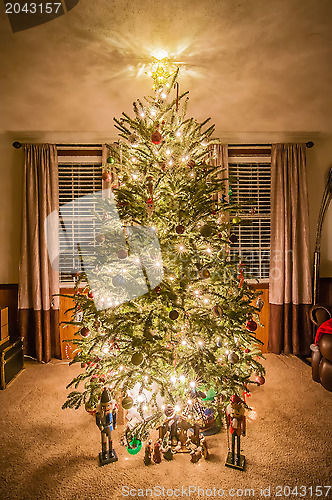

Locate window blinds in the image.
[58,147,103,283]
[228,147,271,281]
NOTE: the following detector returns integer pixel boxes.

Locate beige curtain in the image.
[18,144,60,363]
[269,144,312,355]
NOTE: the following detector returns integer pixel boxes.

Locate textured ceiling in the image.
[1,0,332,138]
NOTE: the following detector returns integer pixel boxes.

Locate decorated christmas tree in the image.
[61,66,265,462]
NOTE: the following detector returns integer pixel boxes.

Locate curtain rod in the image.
[12,142,103,148]
[228,142,314,148]
[12,141,315,149]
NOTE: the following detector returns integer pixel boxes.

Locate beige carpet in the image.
[0,355,331,500]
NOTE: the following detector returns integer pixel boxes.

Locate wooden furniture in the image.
[251,285,269,353]
[0,306,24,389]
[59,288,80,360]
[1,307,9,343]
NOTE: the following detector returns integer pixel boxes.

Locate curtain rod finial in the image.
[306,141,314,148]
[13,141,22,149]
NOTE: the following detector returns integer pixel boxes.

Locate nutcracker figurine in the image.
[225,394,246,470]
[95,387,118,465]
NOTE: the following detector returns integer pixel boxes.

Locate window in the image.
[58,146,103,283]
[57,144,271,284]
[228,146,271,282]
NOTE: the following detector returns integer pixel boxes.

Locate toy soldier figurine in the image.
[95,387,118,465]
[225,394,246,470]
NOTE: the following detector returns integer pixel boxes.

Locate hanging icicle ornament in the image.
[146,176,154,217]
[174,81,179,112]
[256,297,264,311]
[238,261,245,288]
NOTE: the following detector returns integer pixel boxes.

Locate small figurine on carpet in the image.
[144,439,153,465]
[190,446,202,463]
[225,394,246,470]
[95,387,118,465]
[153,439,162,463]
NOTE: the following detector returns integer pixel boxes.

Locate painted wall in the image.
[0,0,331,282]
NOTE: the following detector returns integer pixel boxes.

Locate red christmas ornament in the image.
[151,131,162,144]
[246,320,258,332]
[175,225,185,234]
[88,291,94,299]
[80,327,90,338]
[102,172,112,182]
[255,375,265,385]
